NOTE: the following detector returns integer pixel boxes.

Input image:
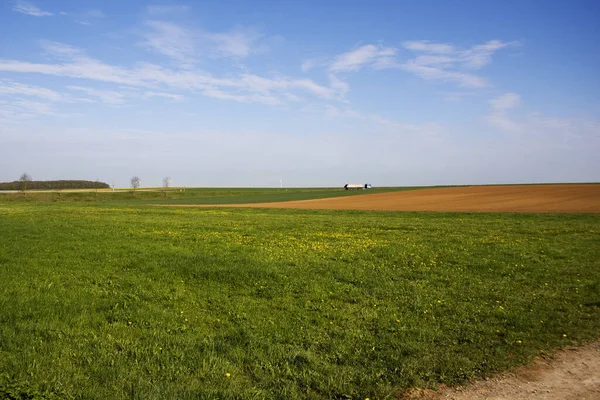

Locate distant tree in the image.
[130,176,141,191]
[19,173,32,191]
[0,179,109,191]
[162,177,171,188]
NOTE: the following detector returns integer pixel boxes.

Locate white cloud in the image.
[401,61,488,87]
[12,0,52,17]
[13,100,54,115]
[487,108,599,143]
[329,44,397,72]
[289,78,336,99]
[304,103,442,138]
[67,86,128,105]
[303,40,511,91]
[401,40,514,88]
[484,95,596,143]
[402,40,455,54]
[302,45,398,98]
[58,8,105,25]
[486,92,522,132]
[487,92,520,130]
[0,41,342,106]
[412,55,456,67]
[144,91,184,101]
[486,112,522,132]
[328,74,349,99]
[461,40,512,69]
[301,59,317,72]
[0,80,62,101]
[0,98,80,121]
[202,88,280,105]
[205,29,264,58]
[40,41,85,59]
[489,92,521,112]
[140,21,266,65]
[0,79,96,107]
[141,21,197,65]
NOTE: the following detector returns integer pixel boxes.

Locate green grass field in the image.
[1,201,599,399]
[0,186,432,205]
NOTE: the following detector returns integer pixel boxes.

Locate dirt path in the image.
[404,342,600,400]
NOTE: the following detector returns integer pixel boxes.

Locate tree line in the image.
[0,174,110,191]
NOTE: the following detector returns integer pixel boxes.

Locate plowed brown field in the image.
[187,184,600,213]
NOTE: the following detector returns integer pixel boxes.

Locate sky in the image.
[1,0,599,188]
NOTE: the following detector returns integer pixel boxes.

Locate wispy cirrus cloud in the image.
[74,9,105,25]
[0,98,81,122]
[303,44,398,73]
[485,92,600,146]
[67,86,128,105]
[12,0,52,16]
[401,40,515,88]
[206,29,265,58]
[0,79,91,121]
[301,59,319,73]
[302,40,511,94]
[144,91,184,101]
[329,44,398,72]
[0,80,62,101]
[403,41,455,54]
[486,92,522,132]
[141,21,197,65]
[400,62,487,88]
[302,103,442,138]
[140,20,266,64]
[0,41,343,106]
[57,8,105,25]
[300,44,397,102]
[489,92,521,112]
[0,77,186,121]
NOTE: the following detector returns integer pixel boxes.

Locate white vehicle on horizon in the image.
[344,183,372,190]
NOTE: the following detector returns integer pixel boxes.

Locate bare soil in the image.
[193,184,600,213]
[401,342,600,400]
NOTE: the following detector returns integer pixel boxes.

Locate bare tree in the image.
[19,173,32,192]
[130,176,141,191]
[162,176,171,188]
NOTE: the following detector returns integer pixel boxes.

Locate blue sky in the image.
[1,0,599,187]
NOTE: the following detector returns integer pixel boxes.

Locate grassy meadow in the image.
[0,199,599,399]
[0,186,420,205]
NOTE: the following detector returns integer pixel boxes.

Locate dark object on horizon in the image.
[0,180,111,191]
